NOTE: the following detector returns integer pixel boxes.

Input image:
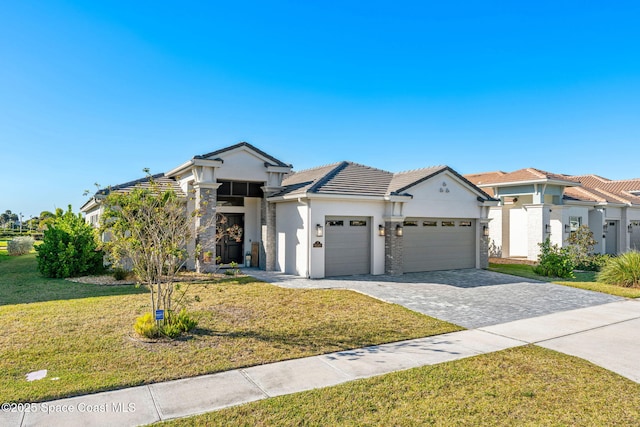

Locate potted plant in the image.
[203,251,213,263]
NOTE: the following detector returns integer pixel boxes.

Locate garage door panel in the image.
[404,218,476,272]
[325,216,371,277]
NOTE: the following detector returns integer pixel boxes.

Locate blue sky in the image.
[2,1,639,218]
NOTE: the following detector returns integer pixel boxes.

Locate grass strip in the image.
[162,345,640,426]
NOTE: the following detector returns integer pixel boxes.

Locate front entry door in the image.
[217,213,244,264]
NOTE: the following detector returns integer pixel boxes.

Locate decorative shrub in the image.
[36,206,104,278]
[133,309,197,339]
[533,238,575,278]
[134,313,160,338]
[575,253,611,272]
[597,251,640,288]
[112,267,129,281]
[7,236,34,256]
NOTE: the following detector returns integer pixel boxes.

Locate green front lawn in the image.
[162,345,640,426]
[0,255,461,403]
[488,262,640,298]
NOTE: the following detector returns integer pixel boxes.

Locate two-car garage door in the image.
[403,218,476,272]
[324,216,476,276]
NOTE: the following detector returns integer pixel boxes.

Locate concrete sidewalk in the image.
[3,299,639,427]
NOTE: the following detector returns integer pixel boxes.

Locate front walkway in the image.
[4,300,640,427]
[245,269,622,328]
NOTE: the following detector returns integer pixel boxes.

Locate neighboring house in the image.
[82,142,496,278]
[465,168,640,261]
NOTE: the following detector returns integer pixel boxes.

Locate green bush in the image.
[35,206,104,278]
[134,313,160,338]
[112,267,129,281]
[597,251,640,288]
[575,253,611,272]
[533,238,575,278]
[7,236,35,255]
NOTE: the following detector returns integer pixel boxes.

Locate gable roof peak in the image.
[196,141,291,167]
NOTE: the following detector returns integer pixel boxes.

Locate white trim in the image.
[478,179,580,188]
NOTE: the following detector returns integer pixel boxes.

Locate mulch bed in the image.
[489,257,537,266]
[66,271,233,286]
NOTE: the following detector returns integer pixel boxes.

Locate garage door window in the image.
[459,221,472,227]
[423,220,437,227]
[403,220,418,227]
[441,221,455,227]
[327,220,344,226]
[350,220,367,226]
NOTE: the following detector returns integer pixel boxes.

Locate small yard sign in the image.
[155,310,164,321]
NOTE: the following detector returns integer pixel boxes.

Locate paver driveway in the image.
[244,269,622,328]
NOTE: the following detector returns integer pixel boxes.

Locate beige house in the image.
[465,168,640,261]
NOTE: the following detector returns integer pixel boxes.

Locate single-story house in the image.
[82,142,497,278]
[465,168,640,261]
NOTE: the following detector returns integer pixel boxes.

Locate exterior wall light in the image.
[483,225,490,237]
[603,223,608,233]
[378,224,385,236]
[629,223,633,233]
[316,224,323,237]
[545,224,551,234]
[395,224,403,237]
[564,224,571,234]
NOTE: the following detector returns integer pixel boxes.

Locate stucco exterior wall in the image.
[214,151,275,183]
[275,200,309,277]
[401,172,485,219]
[487,207,503,257]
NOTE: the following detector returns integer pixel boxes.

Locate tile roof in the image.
[279,162,393,197]
[196,141,291,167]
[96,174,185,197]
[477,168,578,185]
[388,166,447,194]
[279,162,493,200]
[466,169,640,206]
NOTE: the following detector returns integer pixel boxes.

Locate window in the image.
[350,220,367,226]
[403,220,418,226]
[459,221,472,227]
[441,221,455,227]
[569,216,582,232]
[423,220,437,227]
[217,196,244,207]
[327,220,344,226]
[217,180,264,198]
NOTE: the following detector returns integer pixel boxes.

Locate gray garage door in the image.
[325,216,371,277]
[403,218,476,272]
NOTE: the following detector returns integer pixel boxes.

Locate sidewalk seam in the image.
[316,354,356,380]
[238,370,271,399]
[146,384,164,422]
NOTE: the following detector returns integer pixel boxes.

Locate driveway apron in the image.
[243,269,622,328]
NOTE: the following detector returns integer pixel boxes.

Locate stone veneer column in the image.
[260,190,277,271]
[384,221,404,275]
[479,220,490,268]
[194,183,220,273]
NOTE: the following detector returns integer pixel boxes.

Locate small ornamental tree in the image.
[567,225,599,270]
[100,176,195,324]
[36,206,104,278]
